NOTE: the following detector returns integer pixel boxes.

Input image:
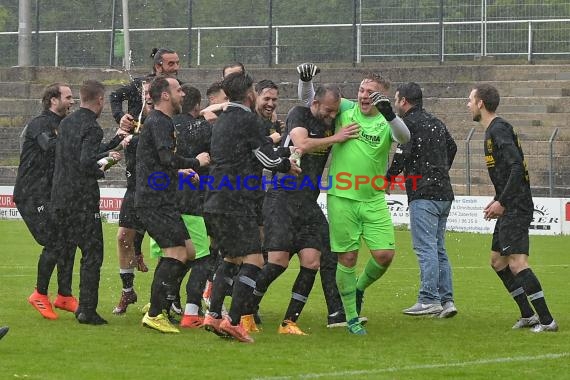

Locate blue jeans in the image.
[409,199,453,304]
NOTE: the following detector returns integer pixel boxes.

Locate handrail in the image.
[548,127,559,197]
[465,128,476,196]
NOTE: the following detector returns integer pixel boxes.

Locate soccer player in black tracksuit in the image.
[171,84,218,328]
[111,74,155,275]
[112,82,154,315]
[51,80,123,325]
[136,77,210,334]
[110,47,180,270]
[202,72,300,343]
[253,79,285,236]
[250,84,360,335]
[468,84,558,333]
[15,83,77,320]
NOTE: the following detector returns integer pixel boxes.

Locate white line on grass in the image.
[252,352,570,380]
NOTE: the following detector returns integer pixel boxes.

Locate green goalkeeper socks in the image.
[336,263,358,322]
[356,257,387,292]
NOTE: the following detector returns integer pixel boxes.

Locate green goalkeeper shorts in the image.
[150,214,210,259]
[328,194,395,253]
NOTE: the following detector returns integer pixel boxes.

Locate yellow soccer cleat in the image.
[142,311,180,333]
[240,314,260,333]
[278,320,308,336]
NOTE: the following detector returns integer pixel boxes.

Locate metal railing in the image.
[549,128,560,197]
[2,18,570,67]
[464,129,564,197]
[465,128,476,196]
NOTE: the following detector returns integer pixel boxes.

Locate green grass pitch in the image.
[0,220,569,379]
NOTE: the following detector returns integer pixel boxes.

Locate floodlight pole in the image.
[122,0,131,71]
[18,0,32,67]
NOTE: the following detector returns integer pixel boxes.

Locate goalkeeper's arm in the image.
[296,63,320,107]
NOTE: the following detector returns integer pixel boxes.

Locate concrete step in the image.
[0,166,17,185]
[4,78,570,103]
[440,116,570,140]
[2,64,570,88]
[423,96,570,113]
[418,81,570,98]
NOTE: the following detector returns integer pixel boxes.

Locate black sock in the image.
[229,263,261,325]
[496,266,534,318]
[120,272,135,289]
[185,256,211,306]
[226,276,236,297]
[149,257,164,297]
[208,248,222,282]
[516,268,554,325]
[148,257,186,317]
[319,248,343,315]
[134,231,144,256]
[252,263,286,311]
[284,266,318,323]
[209,261,239,317]
[174,261,192,308]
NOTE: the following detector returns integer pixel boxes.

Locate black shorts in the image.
[204,212,261,258]
[263,191,328,253]
[16,199,53,246]
[136,206,189,249]
[491,211,533,256]
[119,189,145,233]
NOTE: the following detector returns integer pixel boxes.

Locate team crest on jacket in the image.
[486,138,493,153]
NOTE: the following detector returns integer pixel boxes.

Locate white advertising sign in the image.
[0,186,126,223]
[317,192,563,235]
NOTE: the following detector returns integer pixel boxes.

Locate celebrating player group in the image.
[15,47,558,344]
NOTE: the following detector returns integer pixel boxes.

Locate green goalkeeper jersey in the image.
[328,98,393,201]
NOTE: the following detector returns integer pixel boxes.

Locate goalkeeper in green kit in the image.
[298,64,410,334]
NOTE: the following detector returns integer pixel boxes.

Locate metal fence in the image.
[1,1,570,68]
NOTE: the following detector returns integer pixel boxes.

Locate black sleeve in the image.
[80,124,105,179]
[275,146,291,157]
[25,119,55,153]
[99,134,123,153]
[496,143,525,205]
[36,131,57,152]
[248,114,290,172]
[109,81,139,124]
[126,134,139,156]
[445,127,457,167]
[386,144,406,178]
[153,119,199,169]
[157,150,200,170]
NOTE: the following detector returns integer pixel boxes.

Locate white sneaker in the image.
[530,320,559,333]
[512,314,539,329]
[436,301,458,318]
[403,302,443,315]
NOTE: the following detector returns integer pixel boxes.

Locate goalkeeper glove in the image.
[370,91,396,121]
[296,63,320,82]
